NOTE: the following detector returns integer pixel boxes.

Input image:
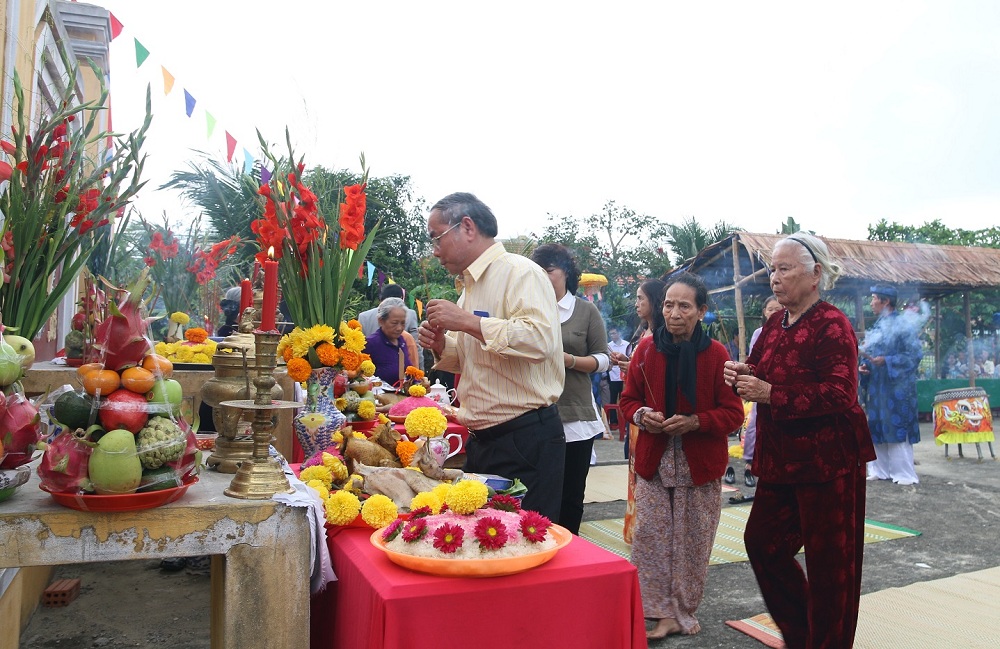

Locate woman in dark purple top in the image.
[365,297,410,388]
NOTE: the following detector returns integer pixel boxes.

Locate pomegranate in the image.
[37,428,96,493]
[0,393,41,469]
[98,389,149,434]
[93,270,156,371]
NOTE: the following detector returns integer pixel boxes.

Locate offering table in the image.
[312,526,646,649]
[0,469,311,649]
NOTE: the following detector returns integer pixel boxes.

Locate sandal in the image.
[729,492,754,504]
[724,466,736,484]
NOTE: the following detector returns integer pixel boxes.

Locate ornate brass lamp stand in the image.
[222,330,301,499]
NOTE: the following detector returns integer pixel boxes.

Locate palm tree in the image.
[665,216,740,265]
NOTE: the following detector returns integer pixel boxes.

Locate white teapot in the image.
[427,379,457,405]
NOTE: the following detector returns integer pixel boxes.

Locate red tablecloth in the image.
[311,527,647,649]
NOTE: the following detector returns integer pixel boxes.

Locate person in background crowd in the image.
[531,243,610,534]
[607,326,630,426]
[620,272,744,639]
[860,284,922,486]
[975,350,994,378]
[418,192,565,522]
[365,298,417,388]
[726,295,781,489]
[359,283,422,370]
[217,287,243,337]
[725,233,875,649]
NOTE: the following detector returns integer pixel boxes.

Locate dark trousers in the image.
[608,380,624,424]
[745,467,867,649]
[464,406,565,523]
[559,436,596,535]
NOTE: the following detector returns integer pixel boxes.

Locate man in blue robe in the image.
[860,284,922,485]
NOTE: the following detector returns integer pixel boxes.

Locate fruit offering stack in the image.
[0,332,43,472]
[37,272,200,497]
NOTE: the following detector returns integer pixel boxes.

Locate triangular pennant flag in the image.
[206,113,217,139]
[225,132,237,162]
[358,265,365,279]
[243,148,254,174]
[260,167,272,184]
[134,39,150,68]
[415,299,423,320]
[377,270,386,286]
[386,277,396,284]
[109,13,124,40]
[161,67,175,95]
[366,261,375,286]
[183,90,196,117]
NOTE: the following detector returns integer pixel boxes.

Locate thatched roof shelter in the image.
[669,232,1000,366]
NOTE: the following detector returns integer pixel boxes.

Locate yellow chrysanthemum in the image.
[408,384,427,397]
[300,464,334,489]
[343,474,364,494]
[361,494,398,528]
[306,480,330,501]
[358,359,376,377]
[170,312,191,324]
[377,413,390,424]
[431,483,452,502]
[191,352,211,364]
[444,479,489,514]
[283,325,336,359]
[332,430,344,445]
[325,490,362,525]
[322,453,349,484]
[356,400,376,421]
[352,431,367,439]
[335,397,348,412]
[339,323,367,353]
[409,491,443,514]
[175,346,195,362]
[287,357,313,383]
[404,407,447,438]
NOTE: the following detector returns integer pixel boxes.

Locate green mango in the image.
[88,429,142,495]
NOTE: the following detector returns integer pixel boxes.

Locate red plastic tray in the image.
[40,478,197,512]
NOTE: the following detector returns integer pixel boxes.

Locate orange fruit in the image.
[121,366,156,394]
[76,362,104,380]
[83,369,121,396]
[142,354,174,378]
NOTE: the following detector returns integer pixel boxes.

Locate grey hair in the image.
[377,297,407,321]
[775,233,842,291]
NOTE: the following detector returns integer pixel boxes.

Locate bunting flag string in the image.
[206,112,217,139]
[225,132,237,162]
[183,89,196,117]
[161,66,175,95]
[134,38,149,68]
[366,261,375,286]
[110,14,124,40]
[414,299,423,320]
[243,148,255,174]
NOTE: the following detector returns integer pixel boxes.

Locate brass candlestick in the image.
[222,330,301,499]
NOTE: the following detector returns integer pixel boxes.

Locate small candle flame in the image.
[267,246,275,260]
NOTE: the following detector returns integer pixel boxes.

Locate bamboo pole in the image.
[934,298,941,379]
[965,292,974,387]
[732,238,747,361]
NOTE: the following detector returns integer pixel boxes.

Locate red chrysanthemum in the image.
[487,494,522,513]
[381,518,404,542]
[409,506,433,519]
[519,511,551,543]
[401,518,428,543]
[474,516,509,551]
[432,523,465,554]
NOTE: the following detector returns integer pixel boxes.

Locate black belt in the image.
[469,405,559,442]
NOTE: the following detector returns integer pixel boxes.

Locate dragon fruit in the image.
[166,421,201,483]
[37,428,96,493]
[93,269,156,372]
[0,393,42,469]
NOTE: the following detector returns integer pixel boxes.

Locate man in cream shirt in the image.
[418,192,565,521]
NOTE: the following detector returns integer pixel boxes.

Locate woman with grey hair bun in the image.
[723,232,875,648]
[366,297,415,387]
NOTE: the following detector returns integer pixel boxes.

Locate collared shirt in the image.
[608,339,629,381]
[433,242,564,430]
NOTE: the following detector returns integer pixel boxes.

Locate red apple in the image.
[98,389,149,434]
[333,373,348,398]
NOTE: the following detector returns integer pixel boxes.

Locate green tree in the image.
[665,216,741,266]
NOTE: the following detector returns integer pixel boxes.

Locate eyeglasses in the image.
[429,221,461,248]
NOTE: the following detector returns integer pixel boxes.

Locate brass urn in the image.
[203,315,283,473]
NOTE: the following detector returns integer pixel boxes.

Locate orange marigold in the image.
[287,357,313,382]
[347,319,361,330]
[185,327,209,343]
[283,347,295,362]
[405,366,424,380]
[396,440,418,467]
[340,349,362,372]
[316,342,339,366]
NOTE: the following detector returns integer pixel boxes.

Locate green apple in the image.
[146,379,183,415]
[3,335,35,369]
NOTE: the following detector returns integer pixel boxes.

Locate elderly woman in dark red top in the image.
[724,233,876,649]
[619,272,744,640]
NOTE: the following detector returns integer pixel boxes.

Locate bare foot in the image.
[646,618,682,640]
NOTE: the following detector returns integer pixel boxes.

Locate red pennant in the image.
[109,13,124,40]
[225,131,237,162]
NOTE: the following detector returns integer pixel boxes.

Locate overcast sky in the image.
[91,1,1000,244]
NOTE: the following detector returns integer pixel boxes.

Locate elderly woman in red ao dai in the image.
[619,272,744,640]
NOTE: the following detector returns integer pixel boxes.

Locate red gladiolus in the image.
[15,161,27,173]
[1,141,14,155]
[0,161,11,182]
[144,256,156,267]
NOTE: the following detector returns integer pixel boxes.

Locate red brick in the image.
[42,578,81,607]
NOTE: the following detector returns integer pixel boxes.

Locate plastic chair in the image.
[602,403,627,441]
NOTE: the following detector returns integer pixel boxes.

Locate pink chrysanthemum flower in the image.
[474,516,509,551]
[519,511,551,543]
[382,518,404,542]
[432,523,465,554]
[401,518,428,543]
[487,494,522,513]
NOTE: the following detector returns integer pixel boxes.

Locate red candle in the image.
[239,277,252,313]
[261,248,278,331]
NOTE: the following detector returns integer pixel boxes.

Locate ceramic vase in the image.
[294,366,347,460]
